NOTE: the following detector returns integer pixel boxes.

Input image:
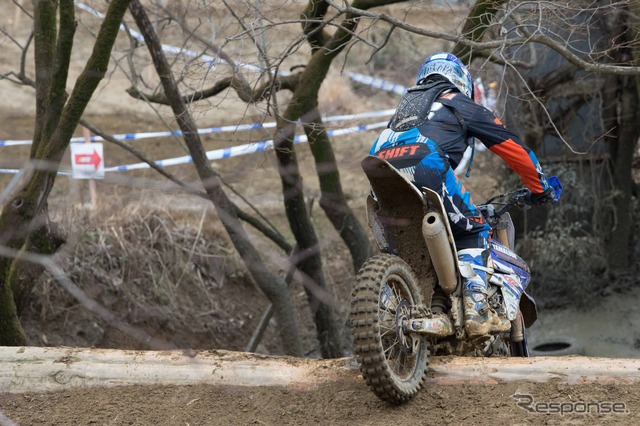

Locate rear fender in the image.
[362,155,427,220]
[363,156,429,258]
[362,156,459,298]
[362,156,435,295]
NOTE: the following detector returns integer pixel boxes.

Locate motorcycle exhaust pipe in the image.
[422,211,458,293]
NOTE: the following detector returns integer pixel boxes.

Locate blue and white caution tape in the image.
[105,121,389,172]
[0,168,72,176]
[0,120,388,175]
[0,140,33,147]
[347,72,407,95]
[0,109,394,147]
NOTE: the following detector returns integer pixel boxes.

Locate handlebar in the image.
[479,188,530,220]
[483,188,530,207]
[478,175,563,222]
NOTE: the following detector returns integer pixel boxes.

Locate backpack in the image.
[387,79,476,177]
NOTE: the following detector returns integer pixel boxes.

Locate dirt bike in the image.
[350,155,563,404]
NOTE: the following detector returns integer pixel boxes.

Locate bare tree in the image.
[124,0,408,358]
[0,0,132,344]
[127,0,304,356]
[600,4,639,272]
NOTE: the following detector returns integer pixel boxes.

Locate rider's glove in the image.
[525,187,556,205]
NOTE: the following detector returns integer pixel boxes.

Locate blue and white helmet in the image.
[416,52,474,99]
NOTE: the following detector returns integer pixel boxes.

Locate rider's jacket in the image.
[370,91,550,194]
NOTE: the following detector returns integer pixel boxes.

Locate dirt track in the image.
[1,349,640,425]
[2,379,639,425]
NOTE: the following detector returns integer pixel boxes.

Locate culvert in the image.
[530,338,585,356]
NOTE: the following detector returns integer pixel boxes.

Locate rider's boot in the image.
[458,248,510,338]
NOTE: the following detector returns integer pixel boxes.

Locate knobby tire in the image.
[350,254,429,405]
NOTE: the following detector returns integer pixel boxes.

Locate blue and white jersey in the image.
[371,92,550,194]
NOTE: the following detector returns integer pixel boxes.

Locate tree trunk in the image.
[267,1,373,359]
[0,277,24,345]
[273,118,343,359]
[0,0,132,346]
[268,0,406,358]
[609,75,639,272]
[129,0,303,357]
[603,5,639,272]
[452,0,508,62]
[301,109,372,271]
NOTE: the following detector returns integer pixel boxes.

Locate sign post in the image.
[70,129,104,207]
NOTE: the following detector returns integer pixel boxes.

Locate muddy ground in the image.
[2,379,640,425]
[2,351,640,425]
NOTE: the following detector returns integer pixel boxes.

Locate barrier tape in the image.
[347,72,407,95]
[0,121,389,175]
[0,169,71,176]
[105,121,389,172]
[0,109,395,147]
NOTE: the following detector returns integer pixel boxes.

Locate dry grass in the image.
[26,198,273,351]
[23,183,357,354]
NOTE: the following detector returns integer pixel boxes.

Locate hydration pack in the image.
[387,78,476,176]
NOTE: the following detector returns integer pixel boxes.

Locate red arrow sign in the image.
[74,149,102,170]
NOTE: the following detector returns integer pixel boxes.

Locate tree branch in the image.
[126,73,299,105]
[326,0,640,76]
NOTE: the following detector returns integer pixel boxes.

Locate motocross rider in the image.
[369,52,555,338]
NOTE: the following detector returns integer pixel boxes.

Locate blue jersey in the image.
[370,92,550,193]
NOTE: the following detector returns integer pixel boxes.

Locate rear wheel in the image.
[350,254,429,405]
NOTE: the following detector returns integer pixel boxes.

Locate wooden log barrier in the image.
[1,347,640,394]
